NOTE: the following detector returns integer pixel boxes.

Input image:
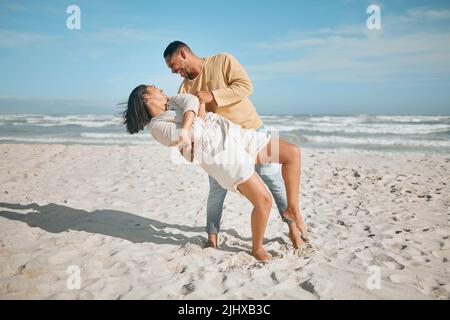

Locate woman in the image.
[123,84,308,260]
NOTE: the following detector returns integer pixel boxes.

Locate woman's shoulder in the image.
[148,109,176,125]
[170,94,199,109]
[171,93,198,101]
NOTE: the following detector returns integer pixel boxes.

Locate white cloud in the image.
[248,8,450,83]
[95,27,171,43]
[407,7,450,21]
[0,25,173,49]
[0,29,57,47]
[0,94,25,100]
[0,1,27,12]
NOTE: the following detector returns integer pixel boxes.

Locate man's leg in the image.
[206,175,228,247]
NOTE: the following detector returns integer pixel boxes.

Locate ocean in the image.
[0,114,449,153]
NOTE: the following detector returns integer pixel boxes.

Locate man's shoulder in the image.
[207,52,235,63]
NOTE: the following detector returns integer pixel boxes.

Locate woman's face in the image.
[142,85,169,109]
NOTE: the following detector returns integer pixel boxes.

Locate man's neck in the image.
[189,56,204,79]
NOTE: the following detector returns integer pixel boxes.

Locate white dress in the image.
[148,94,271,193]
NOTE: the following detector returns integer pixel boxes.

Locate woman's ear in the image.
[140,92,151,110]
[140,88,153,103]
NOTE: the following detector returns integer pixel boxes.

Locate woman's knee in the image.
[256,191,273,211]
[288,143,301,163]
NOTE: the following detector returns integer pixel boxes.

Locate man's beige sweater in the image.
[178,53,262,130]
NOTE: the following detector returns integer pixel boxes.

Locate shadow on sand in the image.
[0,202,274,253]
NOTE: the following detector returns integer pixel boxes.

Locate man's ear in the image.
[179,49,187,59]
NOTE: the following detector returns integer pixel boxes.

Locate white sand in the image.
[0,143,449,299]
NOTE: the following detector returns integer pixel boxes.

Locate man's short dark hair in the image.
[163,41,191,58]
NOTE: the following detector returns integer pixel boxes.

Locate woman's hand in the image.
[178,110,195,161]
[177,128,192,155]
[195,91,216,106]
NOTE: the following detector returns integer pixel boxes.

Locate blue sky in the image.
[0,0,450,115]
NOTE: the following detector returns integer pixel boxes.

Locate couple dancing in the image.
[123,41,308,260]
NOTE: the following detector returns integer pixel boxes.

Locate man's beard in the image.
[180,69,193,80]
[186,71,194,80]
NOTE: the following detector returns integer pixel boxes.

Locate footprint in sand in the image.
[299,280,320,299]
[181,243,204,256]
[181,281,195,296]
[167,261,188,274]
[372,253,405,270]
[388,274,412,285]
[218,252,262,271]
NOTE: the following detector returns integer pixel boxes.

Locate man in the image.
[163,41,304,248]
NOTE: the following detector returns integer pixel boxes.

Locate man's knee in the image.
[257,163,281,179]
[208,177,227,196]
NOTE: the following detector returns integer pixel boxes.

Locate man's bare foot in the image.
[206,233,218,248]
[252,248,272,261]
[282,208,309,241]
[288,223,305,249]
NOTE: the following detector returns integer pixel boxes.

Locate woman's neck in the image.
[149,103,168,118]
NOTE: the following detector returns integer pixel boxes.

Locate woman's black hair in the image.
[122,84,152,134]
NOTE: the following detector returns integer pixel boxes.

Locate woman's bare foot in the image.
[282,208,309,241]
[288,224,305,249]
[252,248,272,261]
[206,233,218,248]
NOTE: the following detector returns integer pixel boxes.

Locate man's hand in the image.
[195,91,216,105]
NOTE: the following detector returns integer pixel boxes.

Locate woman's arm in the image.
[170,94,202,161]
[180,110,196,137]
[198,103,206,119]
[178,110,195,161]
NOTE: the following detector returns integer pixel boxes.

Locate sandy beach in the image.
[0,143,449,299]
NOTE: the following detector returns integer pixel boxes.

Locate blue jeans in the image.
[205,127,290,234]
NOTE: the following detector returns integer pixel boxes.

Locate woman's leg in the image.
[256,138,308,241]
[236,173,274,260]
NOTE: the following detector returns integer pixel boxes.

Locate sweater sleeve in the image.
[148,121,178,147]
[211,54,253,107]
[170,94,200,115]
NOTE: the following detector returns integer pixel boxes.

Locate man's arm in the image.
[209,54,253,107]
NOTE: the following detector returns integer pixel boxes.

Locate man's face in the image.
[165,51,190,79]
